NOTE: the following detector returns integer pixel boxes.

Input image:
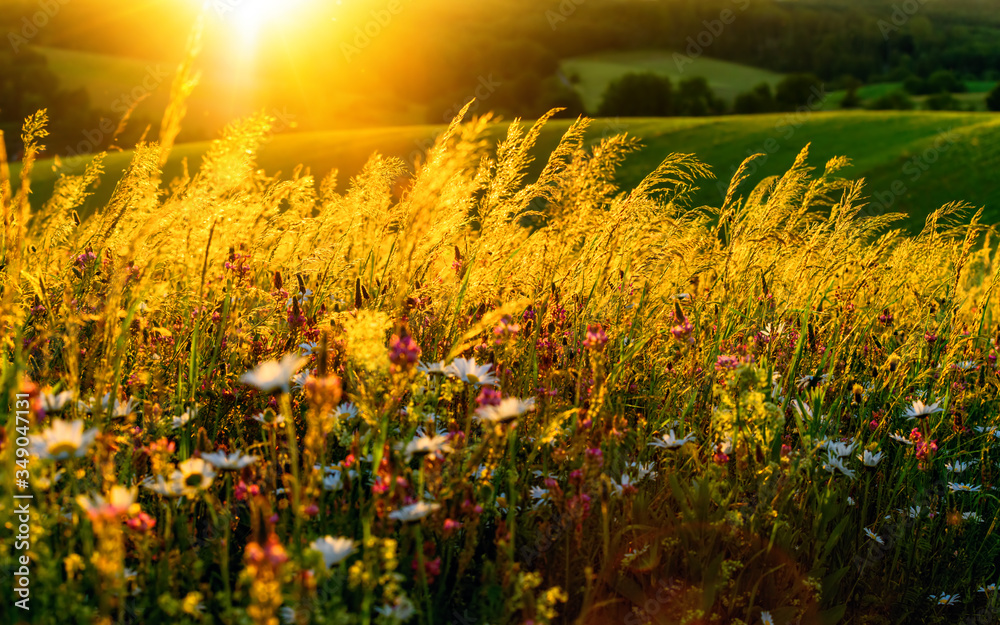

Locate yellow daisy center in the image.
[48,441,79,457]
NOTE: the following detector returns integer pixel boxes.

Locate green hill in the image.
[14,111,1000,233]
[36,45,169,111]
[32,45,287,140]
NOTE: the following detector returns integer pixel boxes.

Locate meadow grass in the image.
[1,102,1000,625]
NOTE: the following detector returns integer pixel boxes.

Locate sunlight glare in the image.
[209,0,312,47]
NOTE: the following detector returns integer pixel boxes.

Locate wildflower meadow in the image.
[2,94,1000,625]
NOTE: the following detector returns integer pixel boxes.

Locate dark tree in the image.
[987,83,1000,111]
[924,92,961,111]
[733,83,777,114]
[840,76,863,109]
[775,74,825,111]
[868,90,914,111]
[0,48,101,158]
[674,77,725,116]
[903,75,930,95]
[927,70,967,94]
[597,72,674,117]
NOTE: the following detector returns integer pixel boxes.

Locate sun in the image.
[231,0,283,40]
[208,0,311,46]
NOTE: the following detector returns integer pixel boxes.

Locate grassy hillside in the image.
[15,111,1000,233]
[560,49,785,112]
[37,45,169,111]
[33,45,285,139]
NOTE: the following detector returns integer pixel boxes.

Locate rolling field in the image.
[19,111,1000,233]
[560,49,785,111]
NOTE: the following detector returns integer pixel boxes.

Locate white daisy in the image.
[291,369,311,392]
[76,485,138,518]
[310,536,357,568]
[177,458,217,493]
[760,322,785,338]
[529,486,549,507]
[864,528,884,545]
[170,406,198,430]
[475,397,535,424]
[796,374,829,390]
[904,399,944,420]
[402,434,453,461]
[945,460,976,473]
[374,597,416,621]
[716,438,734,455]
[279,606,297,625]
[476,464,496,481]
[900,505,928,519]
[858,450,884,467]
[286,289,313,310]
[30,419,100,460]
[100,393,138,418]
[252,411,286,426]
[321,471,345,491]
[648,429,697,449]
[445,357,499,386]
[610,474,637,497]
[332,402,359,420]
[416,360,447,375]
[821,453,856,479]
[40,389,74,413]
[928,592,960,605]
[889,432,914,445]
[202,450,259,471]
[388,501,440,522]
[822,439,858,458]
[948,482,981,493]
[141,474,187,498]
[240,353,308,393]
[628,461,659,481]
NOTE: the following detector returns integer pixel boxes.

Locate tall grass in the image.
[1,94,999,625]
